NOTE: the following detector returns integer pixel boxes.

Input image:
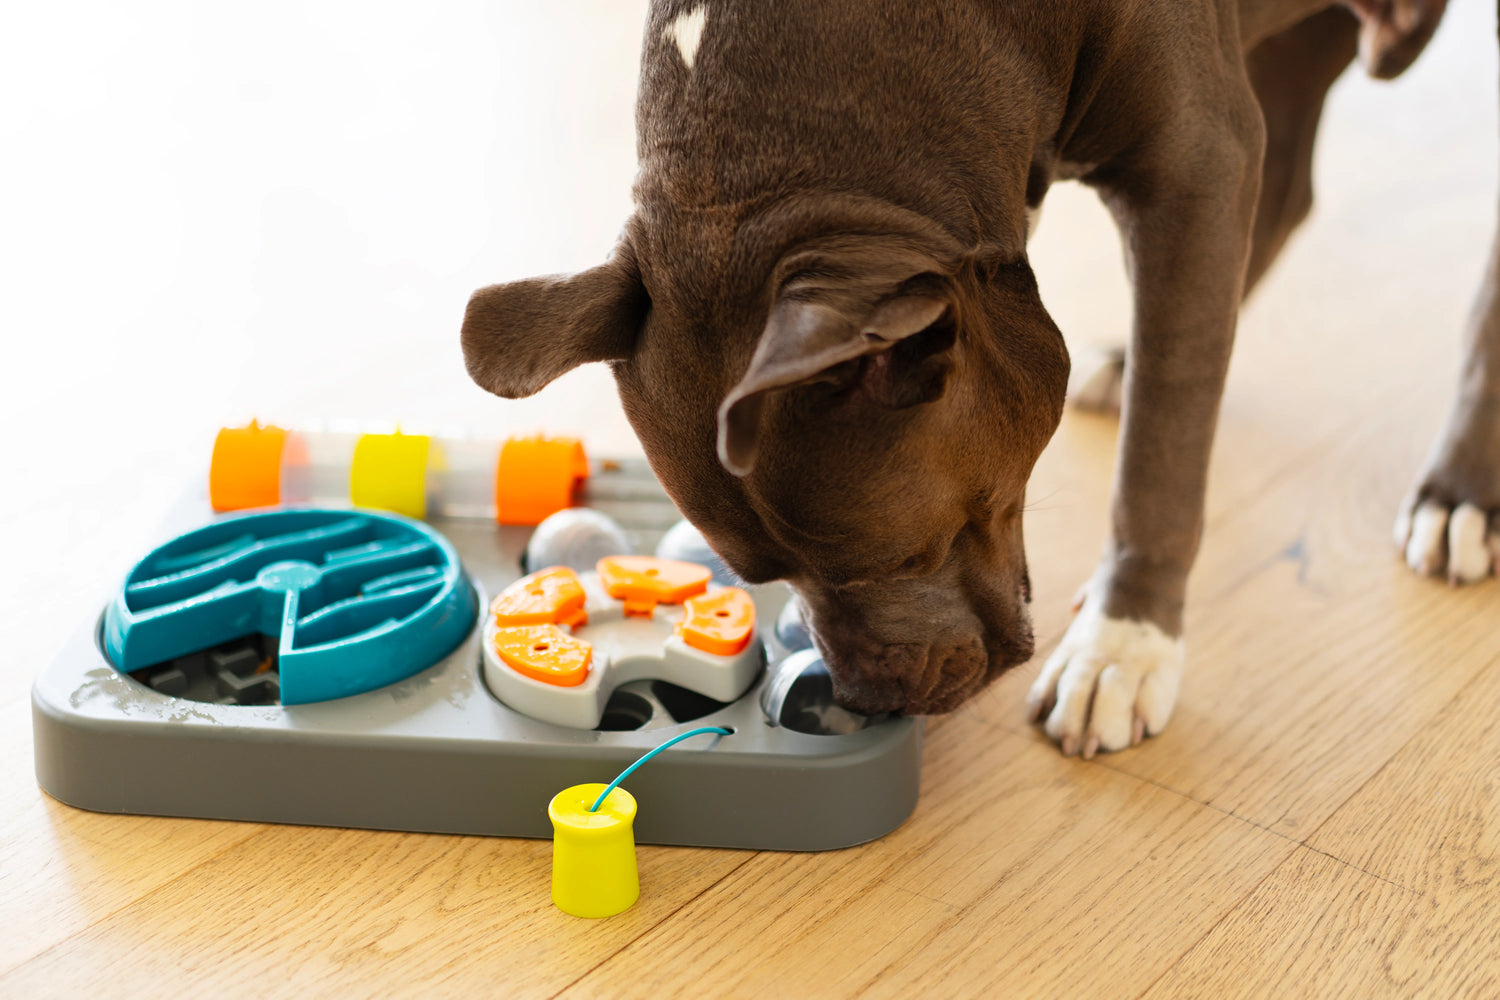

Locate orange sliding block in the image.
[596,556,712,617]
[677,587,756,656]
[493,624,592,687]
[491,567,588,629]
[209,421,287,511]
[495,436,589,525]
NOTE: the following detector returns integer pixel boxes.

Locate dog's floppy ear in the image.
[462,241,648,399]
[717,261,952,476]
[1350,0,1448,80]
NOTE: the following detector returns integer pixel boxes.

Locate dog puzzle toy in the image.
[31,423,923,851]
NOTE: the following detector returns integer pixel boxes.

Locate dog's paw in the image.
[1067,344,1125,414]
[1394,497,1499,585]
[1025,599,1183,758]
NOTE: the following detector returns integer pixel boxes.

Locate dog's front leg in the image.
[1395,224,1500,583]
[1027,94,1265,758]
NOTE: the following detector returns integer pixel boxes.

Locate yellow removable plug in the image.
[548,784,639,918]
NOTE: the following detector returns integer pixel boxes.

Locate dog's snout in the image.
[792,548,1036,716]
[820,636,991,716]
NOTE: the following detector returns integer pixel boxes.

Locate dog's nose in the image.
[788,558,1035,716]
[819,635,988,716]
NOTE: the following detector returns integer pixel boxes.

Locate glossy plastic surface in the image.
[597,555,712,615]
[524,508,631,575]
[101,508,476,704]
[209,421,286,511]
[35,484,923,851]
[494,624,593,687]
[676,588,756,656]
[549,783,639,918]
[496,436,589,525]
[348,431,433,519]
[491,565,588,628]
[484,565,762,728]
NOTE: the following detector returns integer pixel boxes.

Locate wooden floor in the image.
[3,2,1497,997]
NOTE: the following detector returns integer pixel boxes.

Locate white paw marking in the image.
[1448,504,1493,583]
[1026,594,1184,757]
[1396,498,1496,584]
[1404,500,1448,576]
[666,6,707,70]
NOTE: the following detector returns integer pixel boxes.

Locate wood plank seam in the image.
[1297,843,1417,893]
[1128,842,1421,1000]
[1089,627,1498,840]
[1087,760,1305,843]
[1127,842,1298,1000]
[1295,647,1500,881]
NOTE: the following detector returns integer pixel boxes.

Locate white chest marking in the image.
[667,6,708,70]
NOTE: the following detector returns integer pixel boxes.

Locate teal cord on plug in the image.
[589,726,732,812]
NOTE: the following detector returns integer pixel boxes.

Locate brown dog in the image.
[462,0,1495,757]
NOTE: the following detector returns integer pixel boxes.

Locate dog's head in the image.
[463,195,1067,713]
[463,3,1068,714]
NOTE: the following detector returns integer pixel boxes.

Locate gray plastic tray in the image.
[32,468,922,851]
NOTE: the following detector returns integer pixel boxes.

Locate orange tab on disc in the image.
[677,587,756,656]
[596,556,711,617]
[491,567,588,629]
[493,624,592,687]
